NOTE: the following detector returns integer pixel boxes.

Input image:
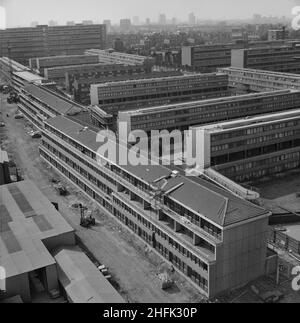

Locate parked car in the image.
[31,131,42,139]
[14,113,24,119]
[0,122,5,127]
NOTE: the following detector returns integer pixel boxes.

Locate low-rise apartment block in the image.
[0,57,46,91]
[69,70,182,106]
[39,116,270,298]
[17,83,84,128]
[85,49,155,71]
[218,67,300,92]
[231,43,300,73]
[29,54,100,75]
[181,44,240,73]
[268,28,289,42]
[190,109,300,183]
[118,90,300,134]
[181,40,288,73]
[90,73,230,115]
[44,63,145,87]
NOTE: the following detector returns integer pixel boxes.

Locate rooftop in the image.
[0,57,30,73]
[24,84,83,115]
[45,62,117,72]
[0,180,74,279]
[120,89,295,116]
[282,224,300,242]
[92,72,227,88]
[219,67,300,79]
[86,49,152,60]
[190,108,300,133]
[34,54,98,61]
[53,246,125,303]
[45,116,269,227]
[14,71,45,83]
[236,43,300,52]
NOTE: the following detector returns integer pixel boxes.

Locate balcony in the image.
[114,190,216,263]
[45,130,222,246]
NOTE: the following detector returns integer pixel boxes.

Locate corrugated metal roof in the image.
[7,184,36,218]
[53,246,125,303]
[0,180,74,278]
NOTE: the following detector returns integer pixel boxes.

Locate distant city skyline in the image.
[0,0,297,28]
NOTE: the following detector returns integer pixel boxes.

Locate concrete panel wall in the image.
[181,47,192,66]
[210,217,269,296]
[231,49,245,68]
[90,85,100,105]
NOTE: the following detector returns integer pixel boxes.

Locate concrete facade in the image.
[190,109,300,183]
[118,90,300,134]
[29,54,100,75]
[181,40,289,73]
[85,49,154,69]
[39,116,270,298]
[0,24,106,65]
[231,43,300,73]
[17,83,84,129]
[70,71,182,106]
[91,73,229,114]
[218,67,300,92]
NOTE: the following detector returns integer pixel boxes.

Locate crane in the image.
[148,170,181,213]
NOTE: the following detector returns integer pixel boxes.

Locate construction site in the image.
[1,81,300,303]
[0,87,206,303]
[1,19,300,303]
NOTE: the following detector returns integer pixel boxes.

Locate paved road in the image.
[0,96,203,303]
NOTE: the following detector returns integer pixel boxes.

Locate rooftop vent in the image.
[171,170,179,178]
[78,126,89,133]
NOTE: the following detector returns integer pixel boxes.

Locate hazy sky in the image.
[0,0,299,27]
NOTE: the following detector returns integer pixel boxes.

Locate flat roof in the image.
[0,57,30,73]
[0,180,74,279]
[120,89,296,116]
[24,84,83,115]
[14,71,45,83]
[283,224,300,242]
[234,44,299,51]
[35,54,98,61]
[53,246,125,303]
[45,116,269,227]
[86,49,151,60]
[45,62,116,72]
[92,72,227,88]
[219,67,300,79]
[190,108,300,133]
